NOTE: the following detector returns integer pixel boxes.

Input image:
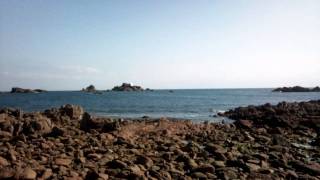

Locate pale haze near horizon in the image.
[0,0,319,91]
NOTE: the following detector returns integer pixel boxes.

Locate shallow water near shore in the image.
[0,88,319,121]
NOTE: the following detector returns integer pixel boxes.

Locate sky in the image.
[0,0,319,90]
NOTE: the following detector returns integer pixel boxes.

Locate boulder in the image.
[22,113,53,135]
[44,104,84,124]
[60,104,84,120]
[80,112,120,132]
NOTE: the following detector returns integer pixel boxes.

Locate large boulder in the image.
[44,104,84,124]
[80,112,120,132]
[60,104,84,120]
[21,113,53,135]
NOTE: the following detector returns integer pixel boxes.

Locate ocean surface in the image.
[0,89,319,122]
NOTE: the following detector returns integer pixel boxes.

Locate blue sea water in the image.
[0,89,319,121]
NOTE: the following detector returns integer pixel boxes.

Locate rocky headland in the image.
[273,86,320,92]
[10,87,47,93]
[0,101,320,179]
[112,83,144,92]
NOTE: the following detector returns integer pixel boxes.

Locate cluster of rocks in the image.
[273,86,320,92]
[222,100,320,129]
[0,101,320,179]
[112,83,145,92]
[10,87,47,93]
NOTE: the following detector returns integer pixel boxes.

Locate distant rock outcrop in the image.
[273,86,320,92]
[222,100,320,129]
[82,85,97,93]
[10,87,47,93]
[112,83,144,91]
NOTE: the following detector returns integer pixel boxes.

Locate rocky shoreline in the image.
[0,101,319,179]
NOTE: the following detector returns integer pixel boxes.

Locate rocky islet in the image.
[273,86,320,92]
[112,83,145,92]
[0,101,319,179]
[10,87,47,93]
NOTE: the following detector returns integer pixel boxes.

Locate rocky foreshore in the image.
[0,101,320,179]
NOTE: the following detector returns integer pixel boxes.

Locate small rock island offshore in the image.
[273,86,320,92]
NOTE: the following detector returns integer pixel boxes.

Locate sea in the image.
[0,89,319,122]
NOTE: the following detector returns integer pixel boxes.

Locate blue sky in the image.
[0,0,319,90]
